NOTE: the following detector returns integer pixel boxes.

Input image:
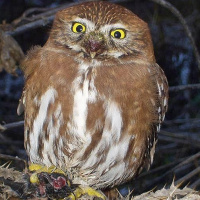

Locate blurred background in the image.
[0,0,200,196]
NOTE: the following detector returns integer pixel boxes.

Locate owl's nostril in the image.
[89,40,101,52]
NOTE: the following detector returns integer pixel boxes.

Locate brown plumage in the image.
[19,0,168,192]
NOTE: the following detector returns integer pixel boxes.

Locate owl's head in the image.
[49,1,155,62]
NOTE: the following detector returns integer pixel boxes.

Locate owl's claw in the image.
[29,164,105,199]
[29,163,66,184]
[28,164,75,198]
[67,186,106,200]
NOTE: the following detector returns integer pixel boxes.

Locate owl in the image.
[18,1,168,198]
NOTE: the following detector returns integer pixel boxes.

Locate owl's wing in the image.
[17,46,42,116]
[155,63,168,123]
[144,63,168,170]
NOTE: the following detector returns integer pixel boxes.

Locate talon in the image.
[29,164,44,184]
[67,193,76,200]
[67,186,105,200]
[30,173,39,184]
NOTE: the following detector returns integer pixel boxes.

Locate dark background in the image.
[0,0,200,194]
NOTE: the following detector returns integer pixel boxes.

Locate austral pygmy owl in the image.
[18,1,168,198]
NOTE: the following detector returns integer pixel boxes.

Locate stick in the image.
[0,153,26,163]
[169,83,200,92]
[175,166,200,185]
[7,15,54,36]
[0,121,24,132]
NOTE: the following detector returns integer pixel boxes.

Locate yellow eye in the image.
[111,29,126,39]
[72,22,86,33]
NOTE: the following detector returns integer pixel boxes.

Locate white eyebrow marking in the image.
[73,17,95,32]
[100,23,127,33]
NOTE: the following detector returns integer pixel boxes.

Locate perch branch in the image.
[149,0,200,70]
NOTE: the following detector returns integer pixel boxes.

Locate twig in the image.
[136,152,200,193]
[0,121,24,132]
[164,118,200,125]
[174,163,193,177]
[189,178,200,189]
[158,143,177,151]
[169,83,200,92]
[158,135,200,148]
[0,140,23,145]
[7,15,54,36]
[160,130,200,141]
[139,157,185,178]
[0,153,26,163]
[11,7,50,27]
[175,166,200,185]
[6,2,78,36]
[149,0,200,70]
[173,151,200,170]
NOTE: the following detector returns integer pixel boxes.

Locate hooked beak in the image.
[90,52,96,59]
[82,32,105,59]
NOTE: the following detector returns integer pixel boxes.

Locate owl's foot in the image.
[29,163,66,184]
[29,164,75,198]
[29,164,105,199]
[67,186,106,200]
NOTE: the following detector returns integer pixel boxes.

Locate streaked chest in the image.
[25,62,101,166]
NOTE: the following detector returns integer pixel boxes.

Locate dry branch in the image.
[132,184,199,200]
[0,121,24,132]
[164,118,200,125]
[139,157,185,178]
[175,166,200,185]
[0,154,26,164]
[169,83,200,92]
[159,134,200,148]
[7,15,54,36]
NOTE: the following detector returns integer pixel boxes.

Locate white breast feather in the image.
[29,87,57,163]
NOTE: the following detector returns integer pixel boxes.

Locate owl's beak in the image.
[90,52,96,59]
[83,32,105,58]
